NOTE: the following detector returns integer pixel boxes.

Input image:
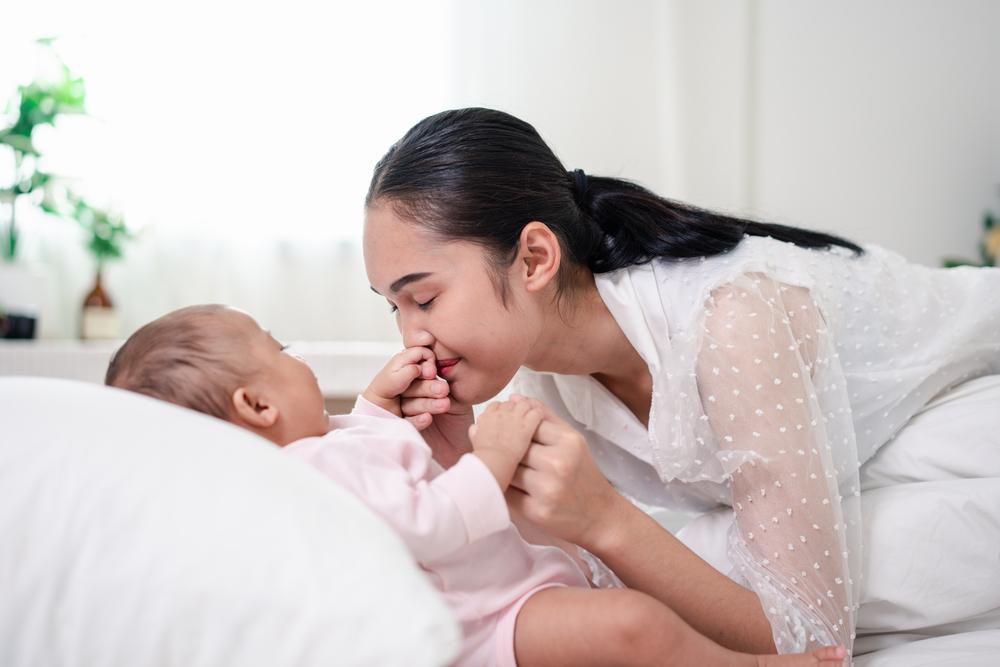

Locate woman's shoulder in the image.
[595,234,882,337]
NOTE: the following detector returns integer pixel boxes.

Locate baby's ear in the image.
[232,386,279,429]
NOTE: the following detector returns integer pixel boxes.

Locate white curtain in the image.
[2,0,458,340]
[2,0,678,341]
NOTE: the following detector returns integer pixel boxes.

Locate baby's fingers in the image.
[406,413,433,431]
[383,362,424,395]
[509,394,562,424]
[402,379,449,399]
[514,401,544,433]
[402,396,451,417]
[399,345,436,380]
[811,646,847,666]
[392,347,435,371]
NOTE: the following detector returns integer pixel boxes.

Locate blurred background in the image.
[1,0,998,353]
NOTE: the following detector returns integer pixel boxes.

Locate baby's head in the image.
[106,305,329,445]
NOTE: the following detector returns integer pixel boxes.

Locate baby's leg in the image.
[513,587,846,667]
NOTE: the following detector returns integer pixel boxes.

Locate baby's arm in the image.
[288,419,510,564]
[292,397,538,564]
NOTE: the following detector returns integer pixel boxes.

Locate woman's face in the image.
[363,204,538,406]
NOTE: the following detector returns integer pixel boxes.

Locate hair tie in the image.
[572,168,588,196]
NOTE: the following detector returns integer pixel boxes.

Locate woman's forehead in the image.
[363,207,484,287]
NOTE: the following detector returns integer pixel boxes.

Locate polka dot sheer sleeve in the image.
[696,273,862,655]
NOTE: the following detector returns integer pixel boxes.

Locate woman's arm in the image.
[506,408,776,654]
[695,277,857,654]
[587,489,777,653]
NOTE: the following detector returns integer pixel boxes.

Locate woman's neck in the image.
[525,282,647,384]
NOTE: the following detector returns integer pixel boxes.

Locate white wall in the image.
[7,2,998,340]
[450,0,674,196]
[670,0,1000,266]
[450,0,1000,269]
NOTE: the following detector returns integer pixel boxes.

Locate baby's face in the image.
[229,310,330,443]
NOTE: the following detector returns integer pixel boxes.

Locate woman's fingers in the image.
[519,441,555,470]
[504,485,530,515]
[401,379,449,399]
[509,462,544,492]
[401,396,451,416]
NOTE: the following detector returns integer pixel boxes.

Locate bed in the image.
[2,375,998,665]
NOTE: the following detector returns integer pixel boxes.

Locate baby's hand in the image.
[363,347,438,418]
[468,400,544,491]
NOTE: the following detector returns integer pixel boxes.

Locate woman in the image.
[362,107,1000,657]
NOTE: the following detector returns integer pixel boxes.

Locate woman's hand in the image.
[507,396,777,654]
[505,395,630,549]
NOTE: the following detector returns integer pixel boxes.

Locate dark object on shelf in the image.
[0,313,37,339]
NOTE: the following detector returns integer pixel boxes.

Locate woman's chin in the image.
[460,378,515,407]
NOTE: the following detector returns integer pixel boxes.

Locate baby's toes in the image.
[756,646,847,667]
[812,646,847,666]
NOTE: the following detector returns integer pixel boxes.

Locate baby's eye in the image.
[416,297,436,311]
[387,303,399,314]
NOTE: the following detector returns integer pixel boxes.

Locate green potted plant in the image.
[64,191,133,339]
[0,38,86,339]
[942,208,999,268]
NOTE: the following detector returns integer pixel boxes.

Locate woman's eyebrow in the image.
[370,272,434,295]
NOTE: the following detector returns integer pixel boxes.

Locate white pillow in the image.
[854,477,1000,637]
[859,375,1000,490]
[0,377,459,667]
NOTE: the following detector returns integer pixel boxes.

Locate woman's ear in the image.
[232,386,279,430]
[517,221,561,293]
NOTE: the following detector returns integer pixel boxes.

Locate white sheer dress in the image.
[512,235,1000,655]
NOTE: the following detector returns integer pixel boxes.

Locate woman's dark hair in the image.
[366,107,863,295]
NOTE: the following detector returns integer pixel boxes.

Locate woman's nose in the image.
[401,323,434,349]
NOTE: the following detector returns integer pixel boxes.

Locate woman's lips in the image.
[436,358,460,377]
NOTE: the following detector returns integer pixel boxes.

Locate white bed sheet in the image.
[853,629,1000,667]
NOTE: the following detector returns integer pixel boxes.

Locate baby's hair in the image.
[106,304,258,421]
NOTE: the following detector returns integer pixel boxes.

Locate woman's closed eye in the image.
[387,296,436,314]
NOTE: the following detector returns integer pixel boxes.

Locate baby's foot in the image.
[756,646,848,667]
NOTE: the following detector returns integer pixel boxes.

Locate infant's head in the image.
[106,305,329,445]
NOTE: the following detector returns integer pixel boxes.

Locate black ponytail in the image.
[367,108,862,285]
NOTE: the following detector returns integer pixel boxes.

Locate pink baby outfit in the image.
[284,397,590,667]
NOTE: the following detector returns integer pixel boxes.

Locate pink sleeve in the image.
[287,415,510,564]
[350,395,400,419]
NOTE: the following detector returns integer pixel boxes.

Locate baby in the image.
[106,305,846,667]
